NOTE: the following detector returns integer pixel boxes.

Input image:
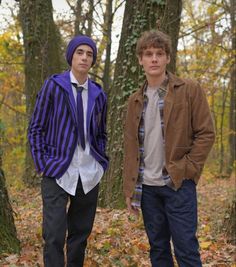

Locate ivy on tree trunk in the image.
[99,0,182,208]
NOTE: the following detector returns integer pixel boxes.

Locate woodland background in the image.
[0,0,235,266]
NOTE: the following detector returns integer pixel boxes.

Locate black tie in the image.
[72,83,85,150]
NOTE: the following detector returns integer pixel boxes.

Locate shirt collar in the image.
[70,71,88,90]
[144,73,169,97]
[159,74,169,92]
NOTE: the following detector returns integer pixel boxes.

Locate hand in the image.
[126,197,139,216]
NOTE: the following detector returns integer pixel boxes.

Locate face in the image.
[71,44,93,76]
[138,47,170,78]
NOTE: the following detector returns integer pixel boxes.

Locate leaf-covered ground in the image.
[0,174,235,267]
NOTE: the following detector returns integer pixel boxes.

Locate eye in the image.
[87,52,93,57]
[157,51,165,56]
[77,50,83,55]
[144,51,153,57]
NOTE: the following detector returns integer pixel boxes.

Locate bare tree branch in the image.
[2,101,27,116]
[112,0,125,18]
[65,0,76,13]
[0,61,24,65]
[179,15,229,38]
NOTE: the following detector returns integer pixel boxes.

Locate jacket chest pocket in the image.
[172,102,188,130]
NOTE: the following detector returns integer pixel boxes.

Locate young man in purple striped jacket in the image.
[28,35,109,267]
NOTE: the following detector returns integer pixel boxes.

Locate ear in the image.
[138,56,143,66]
[167,55,171,64]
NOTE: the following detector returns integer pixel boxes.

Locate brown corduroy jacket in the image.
[123,72,215,198]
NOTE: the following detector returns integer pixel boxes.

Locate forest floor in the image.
[0,173,235,267]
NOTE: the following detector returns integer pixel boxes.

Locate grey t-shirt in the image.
[143,87,166,186]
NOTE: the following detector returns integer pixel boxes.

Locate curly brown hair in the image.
[136,30,172,58]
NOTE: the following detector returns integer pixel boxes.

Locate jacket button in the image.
[137,158,139,161]
[132,177,135,181]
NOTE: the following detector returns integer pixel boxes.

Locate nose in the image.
[81,52,88,60]
[152,54,158,61]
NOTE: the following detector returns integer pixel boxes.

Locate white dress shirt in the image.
[56,71,104,195]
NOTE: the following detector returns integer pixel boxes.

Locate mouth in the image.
[150,66,159,69]
[79,64,88,68]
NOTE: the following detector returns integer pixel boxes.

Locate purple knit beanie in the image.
[66,35,97,66]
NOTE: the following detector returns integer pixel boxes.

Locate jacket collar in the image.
[50,71,77,124]
[134,81,147,103]
[50,70,102,128]
[51,70,72,93]
[50,70,101,94]
[134,71,184,102]
[167,71,185,88]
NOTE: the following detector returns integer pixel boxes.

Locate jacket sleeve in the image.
[123,96,139,198]
[27,79,53,173]
[185,81,215,178]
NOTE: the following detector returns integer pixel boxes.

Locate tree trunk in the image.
[219,86,228,175]
[85,0,94,36]
[228,0,236,174]
[19,0,62,185]
[0,121,20,254]
[224,196,236,245]
[102,0,113,92]
[0,169,20,254]
[223,0,236,245]
[92,0,113,84]
[99,0,182,208]
[74,0,93,36]
[74,0,84,35]
[160,0,182,73]
[224,172,236,245]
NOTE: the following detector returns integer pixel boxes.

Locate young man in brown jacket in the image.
[123,30,215,267]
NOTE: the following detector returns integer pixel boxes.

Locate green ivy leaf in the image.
[131,66,137,73]
[151,0,166,5]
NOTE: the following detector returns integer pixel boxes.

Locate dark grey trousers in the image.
[41,176,99,267]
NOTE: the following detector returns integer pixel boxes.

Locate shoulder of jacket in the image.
[128,89,142,102]
[181,78,199,87]
[90,80,102,90]
[40,77,56,93]
[183,79,202,96]
[128,91,137,100]
[180,79,205,101]
[90,80,107,97]
[168,72,198,89]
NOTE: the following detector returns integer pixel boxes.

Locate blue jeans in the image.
[141,179,202,267]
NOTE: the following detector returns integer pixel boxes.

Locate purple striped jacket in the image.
[28,70,109,179]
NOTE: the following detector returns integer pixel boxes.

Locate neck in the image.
[146,72,166,88]
[71,70,88,84]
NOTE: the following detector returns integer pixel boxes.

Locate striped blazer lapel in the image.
[87,79,100,131]
[51,71,77,125]
[64,85,77,125]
